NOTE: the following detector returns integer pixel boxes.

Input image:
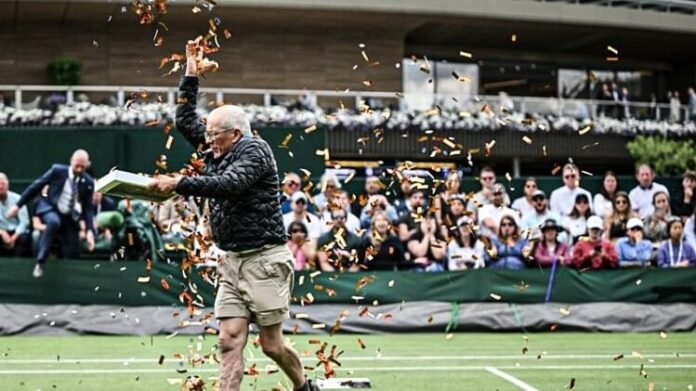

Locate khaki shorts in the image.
[215,244,295,326]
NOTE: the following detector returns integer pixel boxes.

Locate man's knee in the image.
[260,336,286,360]
[218,333,244,354]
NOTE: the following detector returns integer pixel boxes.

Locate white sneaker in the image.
[32,264,44,278]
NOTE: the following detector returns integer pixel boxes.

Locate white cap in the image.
[291,192,308,203]
[587,215,604,230]
[627,217,644,230]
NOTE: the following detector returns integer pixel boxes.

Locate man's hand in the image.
[5,205,19,220]
[86,230,95,252]
[148,175,182,194]
[185,40,199,77]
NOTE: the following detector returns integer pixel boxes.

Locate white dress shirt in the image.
[629,182,669,219]
[593,193,613,219]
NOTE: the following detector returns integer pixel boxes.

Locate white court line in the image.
[485,366,539,391]
[2,353,694,364]
[0,364,695,375]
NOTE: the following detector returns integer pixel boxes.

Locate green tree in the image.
[626,136,696,176]
[46,58,81,85]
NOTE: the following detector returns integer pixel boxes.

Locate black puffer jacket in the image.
[174,76,287,252]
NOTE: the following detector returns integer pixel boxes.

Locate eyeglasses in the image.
[204,128,235,141]
[564,174,577,179]
[285,181,299,187]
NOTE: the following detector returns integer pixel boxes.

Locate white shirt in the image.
[447,240,485,270]
[319,211,361,236]
[57,170,82,216]
[478,204,518,227]
[467,189,511,210]
[511,197,535,219]
[593,193,613,219]
[562,215,588,243]
[283,212,322,240]
[629,182,669,219]
[549,186,593,217]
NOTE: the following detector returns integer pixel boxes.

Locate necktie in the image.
[69,178,80,222]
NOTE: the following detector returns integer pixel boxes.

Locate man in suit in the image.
[6,149,96,277]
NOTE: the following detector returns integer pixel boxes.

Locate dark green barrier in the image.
[1,258,694,306]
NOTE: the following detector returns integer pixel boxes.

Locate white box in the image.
[96,170,176,203]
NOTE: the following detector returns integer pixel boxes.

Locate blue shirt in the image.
[656,240,696,268]
[615,237,653,267]
[487,237,529,270]
[0,191,30,235]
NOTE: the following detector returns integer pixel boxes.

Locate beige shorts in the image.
[215,244,295,326]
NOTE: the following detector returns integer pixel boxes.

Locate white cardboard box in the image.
[96,170,176,203]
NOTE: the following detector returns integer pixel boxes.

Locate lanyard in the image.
[668,240,683,267]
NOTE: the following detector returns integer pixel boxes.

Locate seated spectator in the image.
[286,221,315,271]
[594,171,620,219]
[531,219,569,267]
[562,193,592,244]
[313,172,341,213]
[615,218,653,268]
[320,190,360,235]
[643,191,671,242]
[485,214,531,270]
[629,164,669,219]
[604,191,637,241]
[0,172,30,257]
[447,216,485,270]
[686,209,696,250]
[657,218,696,268]
[364,175,385,197]
[157,195,199,243]
[467,166,511,211]
[440,194,469,241]
[550,163,593,217]
[478,184,517,234]
[520,190,561,239]
[407,214,447,272]
[511,177,538,219]
[283,192,321,240]
[359,194,398,229]
[316,208,362,272]
[671,171,696,219]
[397,190,425,243]
[392,175,414,216]
[280,172,314,214]
[435,171,463,226]
[571,216,618,270]
[359,211,406,270]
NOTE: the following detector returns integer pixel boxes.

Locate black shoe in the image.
[307,379,321,391]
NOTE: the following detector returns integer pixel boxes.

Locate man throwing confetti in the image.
[149,41,318,391]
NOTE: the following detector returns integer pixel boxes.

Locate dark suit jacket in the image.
[18,164,95,232]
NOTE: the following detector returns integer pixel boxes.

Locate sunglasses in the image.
[532,197,545,202]
[332,216,346,221]
[564,174,577,179]
[615,199,628,205]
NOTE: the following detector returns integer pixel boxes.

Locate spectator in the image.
[657,218,696,268]
[615,218,653,268]
[7,150,96,277]
[468,167,511,211]
[629,164,669,219]
[531,219,569,268]
[282,192,321,240]
[315,208,362,272]
[486,214,530,270]
[621,87,630,120]
[320,190,360,235]
[359,194,398,229]
[157,196,199,243]
[280,172,302,214]
[397,190,425,243]
[671,171,696,218]
[359,211,406,271]
[643,191,671,242]
[669,91,681,123]
[550,163,593,217]
[313,172,341,213]
[0,173,30,256]
[562,193,592,245]
[511,177,538,219]
[407,214,447,272]
[440,194,469,241]
[604,191,637,241]
[594,171,620,219]
[478,184,517,233]
[286,221,315,271]
[393,175,414,216]
[520,190,562,239]
[571,216,618,270]
[611,82,621,119]
[435,171,463,226]
[689,87,696,122]
[447,216,485,270]
[364,175,385,197]
[686,209,696,250]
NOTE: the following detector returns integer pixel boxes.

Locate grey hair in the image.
[216,105,252,137]
[0,172,7,183]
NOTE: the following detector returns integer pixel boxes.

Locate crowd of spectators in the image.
[4,160,695,273]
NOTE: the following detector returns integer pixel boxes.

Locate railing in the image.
[531,0,696,15]
[0,84,691,122]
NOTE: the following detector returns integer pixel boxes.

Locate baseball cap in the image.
[540,218,563,232]
[291,192,308,203]
[492,184,505,194]
[627,217,643,230]
[457,216,473,226]
[531,189,545,199]
[587,215,603,230]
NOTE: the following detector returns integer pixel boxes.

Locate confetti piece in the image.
[445,333,454,340]
[542,145,547,156]
[613,353,624,361]
[607,45,618,55]
[309,271,321,279]
[165,135,174,150]
[660,331,667,339]
[522,135,533,145]
[635,279,642,285]
[295,313,309,319]
[511,34,517,42]
[459,51,472,58]
[362,80,373,87]
[579,125,591,135]
[137,276,151,283]
[357,338,366,349]
[559,307,571,316]
[361,50,369,62]
[388,280,395,288]
[427,315,433,324]
[569,378,576,390]
[490,293,502,301]
[304,124,317,134]
[632,351,645,360]
[606,56,619,62]
[158,355,165,365]
[312,323,326,329]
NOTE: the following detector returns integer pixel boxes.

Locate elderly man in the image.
[629,164,669,219]
[468,166,511,210]
[549,163,593,217]
[0,173,30,256]
[6,150,95,277]
[148,42,318,391]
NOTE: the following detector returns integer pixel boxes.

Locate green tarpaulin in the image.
[1,258,694,306]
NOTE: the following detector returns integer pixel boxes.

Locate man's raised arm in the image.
[175,41,207,149]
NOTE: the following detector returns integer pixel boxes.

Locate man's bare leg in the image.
[259,322,306,389]
[218,317,250,391]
